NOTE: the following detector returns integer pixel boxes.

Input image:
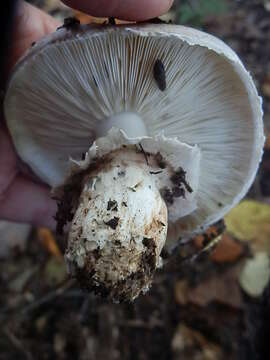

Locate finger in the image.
[62,0,173,21]
[0,127,56,229]
[1,3,59,229]
[9,1,59,69]
[0,174,57,230]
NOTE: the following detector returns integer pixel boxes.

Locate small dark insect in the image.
[81,152,86,161]
[31,41,36,47]
[153,59,166,91]
[108,17,116,25]
[57,17,80,30]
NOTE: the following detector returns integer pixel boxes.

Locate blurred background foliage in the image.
[174,0,227,27]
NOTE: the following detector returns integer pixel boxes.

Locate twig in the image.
[21,279,75,315]
[138,143,149,165]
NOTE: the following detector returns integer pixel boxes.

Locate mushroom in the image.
[4,22,264,301]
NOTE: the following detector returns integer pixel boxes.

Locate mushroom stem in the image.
[57,127,201,300]
[97,112,148,138]
[65,150,168,301]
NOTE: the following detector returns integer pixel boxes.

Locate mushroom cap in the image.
[4,23,264,241]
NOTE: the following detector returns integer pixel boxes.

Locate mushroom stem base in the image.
[65,151,168,301]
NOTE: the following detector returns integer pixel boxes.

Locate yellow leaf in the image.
[225,200,270,253]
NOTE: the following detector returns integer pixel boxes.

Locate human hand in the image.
[0,0,173,229]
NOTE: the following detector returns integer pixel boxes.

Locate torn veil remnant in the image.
[4,22,264,301]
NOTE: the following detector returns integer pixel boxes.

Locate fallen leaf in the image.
[192,221,225,260]
[210,233,244,263]
[225,200,270,254]
[172,324,224,359]
[193,221,225,249]
[187,266,243,308]
[174,265,243,309]
[37,228,63,259]
[239,252,270,297]
[194,231,244,263]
